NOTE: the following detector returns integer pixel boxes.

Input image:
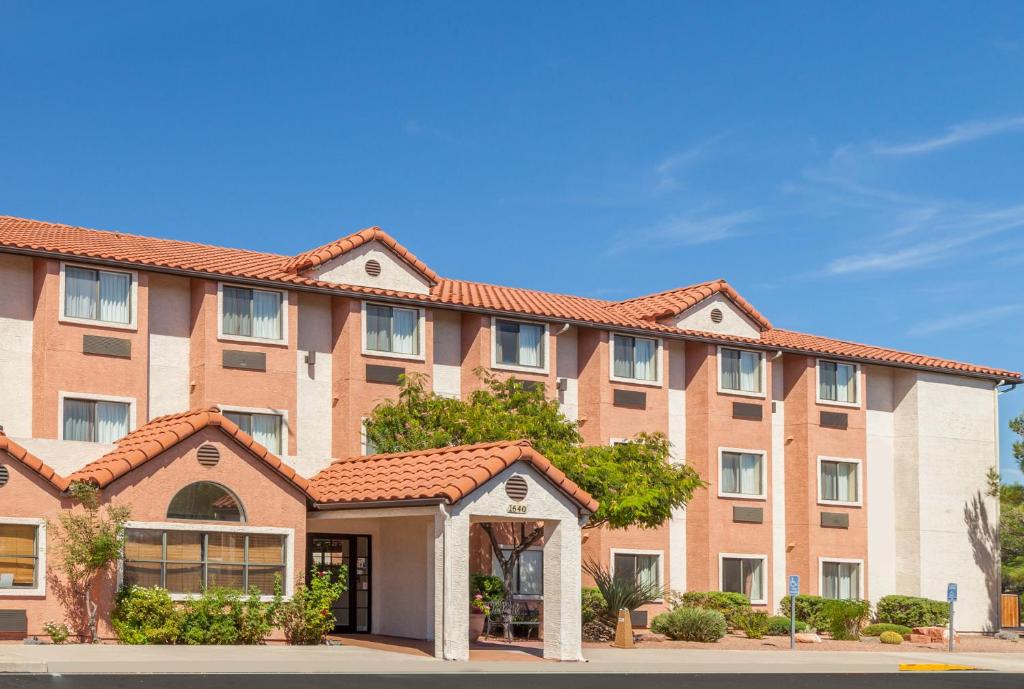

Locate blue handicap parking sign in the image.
[947,583,957,602]
[788,575,800,596]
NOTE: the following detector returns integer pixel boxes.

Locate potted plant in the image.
[470,594,490,641]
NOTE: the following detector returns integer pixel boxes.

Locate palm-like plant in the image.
[583,559,663,621]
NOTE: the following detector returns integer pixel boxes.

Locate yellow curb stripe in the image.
[899,663,979,672]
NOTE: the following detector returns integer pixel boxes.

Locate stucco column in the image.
[542,517,584,661]
[441,512,471,660]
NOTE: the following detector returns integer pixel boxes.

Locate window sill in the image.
[717,492,767,502]
[58,315,137,332]
[815,398,861,410]
[362,348,426,363]
[609,375,663,388]
[218,334,289,348]
[717,388,767,400]
[168,593,288,603]
[0,589,45,598]
[817,500,862,508]
[492,362,550,375]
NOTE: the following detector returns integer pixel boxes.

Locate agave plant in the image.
[583,559,663,621]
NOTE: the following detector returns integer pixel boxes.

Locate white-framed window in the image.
[222,409,284,454]
[611,549,663,597]
[59,262,137,329]
[493,547,544,597]
[59,392,134,443]
[362,302,424,359]
[818,457,862,506]
[718,346,765,397]
[491,318,549,373]
[218,283,287,343]
[819,558,863,600]
[720,553,767,605]
[718,448,766,499]
[610,333,661,385]
[121,521,293,601]
[816,359,860,407]
[0,518,46,597]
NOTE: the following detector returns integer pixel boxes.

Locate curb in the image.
[0,659,48,674]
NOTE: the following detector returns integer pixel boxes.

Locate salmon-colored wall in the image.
[460,314,558,399]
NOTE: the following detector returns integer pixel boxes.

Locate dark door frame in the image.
[306,533,372,634]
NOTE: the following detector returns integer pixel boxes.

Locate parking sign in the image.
[789,575,800,596]
[947,583,957,603]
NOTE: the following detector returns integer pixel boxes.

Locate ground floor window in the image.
[0,523,39,589]
[821,560,861,600]
[721,555,765,603]
[613,551,661,590]
[493,547,543,596]
[123,527,287,595]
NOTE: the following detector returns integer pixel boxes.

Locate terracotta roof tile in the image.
[282,227,439,283]
[606,279,773,330]
[0,430,69,491]
[309,440,599,512]
[66,408,316,498]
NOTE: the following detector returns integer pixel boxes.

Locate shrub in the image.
[735,610,771,639]
[821,599,871,640]
[42,621,70,644]
[778,595,827,628]
[581,587,606,625]
[112,586,181,645]
[765,616,808,636]
[862,623,913,637]
[180,588,246,645]
[278,568,348,645]
[670,591,751,625]
[583,560,662,620]
[879,630,903,645]
[650,607,727,642]
[471,574,505,602]
[875,595,949,627]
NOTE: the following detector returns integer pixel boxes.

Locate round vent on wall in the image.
[710,307,724,324]
[505,475,529,502]
[365,259,382,277]
[197,444,221,467]
[0,466,8,487]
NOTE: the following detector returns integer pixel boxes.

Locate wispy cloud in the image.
[871,115,1024,156]
[606,206,757,255]
[653,137,722,192]
[906,304,1021,337]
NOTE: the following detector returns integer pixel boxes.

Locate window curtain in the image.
[365,305,391,352]
[835,363,855,403]
[636,555,659,589]
[98,271,130,324]
[65,266,98,320]
[634,338,655,381]
[251,414,281,453]
[224,411,251,435]
[739,350,761,392]
[391,308,417,355]
[252,290,281,339]
[722,453,740,494]
[0,524,37,587]
[63,399,94,441]
[518,323,542,367]
[223,287,252,337]
[822,461,857,502]
[518,550,543,595]
[721,349,741,389]
[823,562,859,599]
[746,558,764,601]
[96,401,129,443]
[740,452,761,495]
[614,336,635,378]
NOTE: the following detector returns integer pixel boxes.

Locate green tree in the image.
[1012,412,1024,474]
[366,371,705,595]
[51,482,131,642]
[1007,413,1024,593]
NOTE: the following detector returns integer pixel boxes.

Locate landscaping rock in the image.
[995,630,1020,641]
[905,633,932,644]
[795,632,822,644]
[912,626,946,642]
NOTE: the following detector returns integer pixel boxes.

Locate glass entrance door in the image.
[308,534,371,633]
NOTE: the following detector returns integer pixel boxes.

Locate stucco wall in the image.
[0,254,34,436]
[147,273,191,419]
[667,292,761,339]
[866,365,896,604]
[309,240,432,295]
[431,309,462,398]
[296,293,333,459]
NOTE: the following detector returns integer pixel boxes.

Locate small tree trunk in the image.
[84,584,98,643]
[480,523,544,642]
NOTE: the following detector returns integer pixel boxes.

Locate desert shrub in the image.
[581,587,606,625]
[862,623,912,637]
[650,607,727,642]
[42,621,70,644]
[278,568,348,645]
[879,630,903,645]
[112,586,182,644]
[735,610,771,639]
[583,560,662,620]
[778,595,828,628]
[670,591,751,625]
[821,599,871,640]
[765,616,808,636]
[874,595,949,627]
[471,574,505,602]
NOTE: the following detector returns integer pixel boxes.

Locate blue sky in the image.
[2,2,1022,480]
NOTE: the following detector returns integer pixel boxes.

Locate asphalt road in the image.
[1,675,1021,689]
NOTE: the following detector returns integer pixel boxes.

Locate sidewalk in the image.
[1,643,1023,674]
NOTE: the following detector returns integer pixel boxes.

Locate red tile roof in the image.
[0,215,1017,381]
[310,440,599,512]
[67,408,316,497]
[0,430,69,491]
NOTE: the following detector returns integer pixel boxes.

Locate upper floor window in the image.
[719,347,763,395]
[721,555,765,604]
[0,523,40,591]
[819,458,860,505]
[821,560,861,600]
[612,334,659,383]
[222,286,283,341]
[365,304,421,357]
[719,450,764,498]
[167,482,245,522]
[494,319,546,370]
[63,265,133,326]
[818,360,859,405]
[223,411,283,454]
[63,397,130,443]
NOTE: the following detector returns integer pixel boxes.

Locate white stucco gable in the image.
[307,240,433,295]
[666,292,762,338]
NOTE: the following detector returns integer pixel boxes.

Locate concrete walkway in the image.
[1,643,1023,674]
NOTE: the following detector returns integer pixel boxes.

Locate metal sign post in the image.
[947,583,957,653]
[788,575,800,650]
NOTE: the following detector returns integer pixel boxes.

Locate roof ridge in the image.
[612,278,724,305]
[327,439,533,465]
[438,277,615,304]
[283,226,439,282]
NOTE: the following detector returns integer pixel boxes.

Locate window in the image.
[720,450,764,497]
[494,319,546,369]
[365,304,420,356]
[818,360,858,405]
[721,555,765,603]
[819,458,860,504]
[63,398,129,443]
[493,548,543,596]
[612,334,658,382]
[0,524,39,590]
[613,552,661,591]
[223,411,282,454]
[719,348,763,395]
[167,482,245,522]
[63,265,133,325]
[821,560,861,600]
[222,286,283,340]
[123,528,287,596]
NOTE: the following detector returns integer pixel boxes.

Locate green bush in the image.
[650,607,727,642]
[875,595,949,627]
[735,610,771,639]
[180,588,245,645]
[862,623,913,637]
[765,616,808,636]
[112,586,182,644]
[778,595,827,628]
[821,599,871,640]
[581,587,606,625]
[670,591,751,625]
[278,568,348,645]
[42,621,70,644]
[471,574,505,602]
[879,630,903,645]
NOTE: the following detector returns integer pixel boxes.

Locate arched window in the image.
[167,482,246,522]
